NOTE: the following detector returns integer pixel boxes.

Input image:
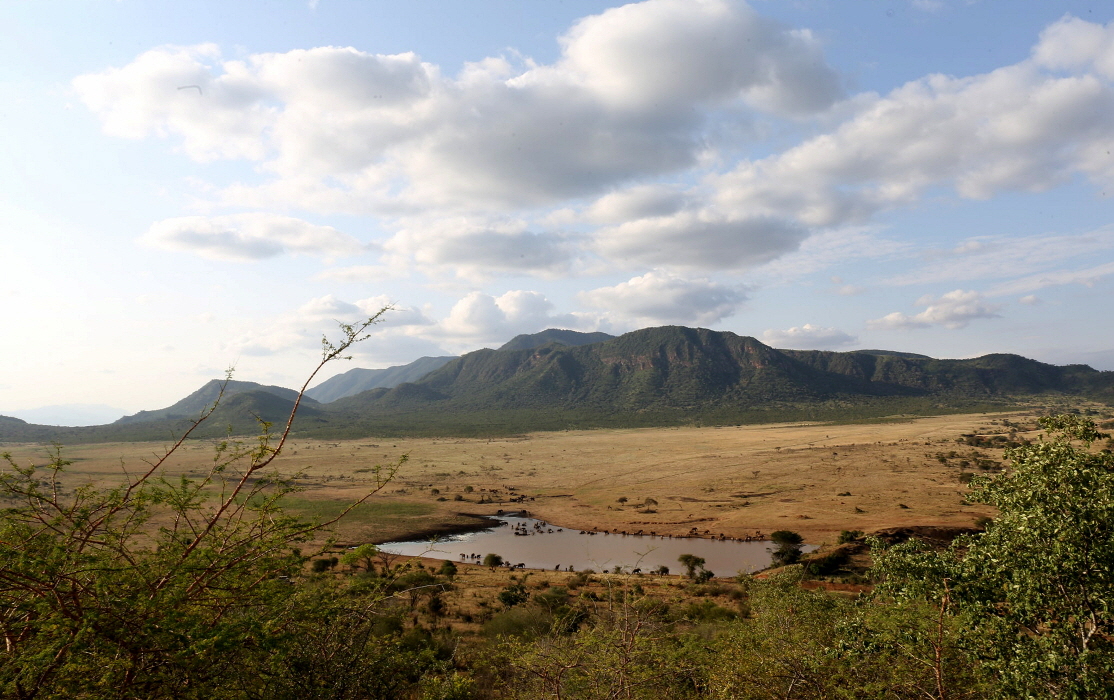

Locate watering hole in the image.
[380,515,815,577]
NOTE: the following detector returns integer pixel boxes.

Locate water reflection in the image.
[380,515,813,577]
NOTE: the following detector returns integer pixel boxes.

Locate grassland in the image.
[7,407,1090,548]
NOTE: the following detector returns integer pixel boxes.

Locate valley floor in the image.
[1,409,1054,545]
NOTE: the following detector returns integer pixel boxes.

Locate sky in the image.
[3,0,1114,424]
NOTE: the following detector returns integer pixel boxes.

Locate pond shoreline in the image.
[364,508,801,549]
[361,511,503,546]
[378,514,804,577]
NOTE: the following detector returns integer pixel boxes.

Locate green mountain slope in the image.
[114,379,315,425]
[329,327,902,416]
[0,388,326,444]
[783,349,1114,396]
[498,329,616,351]
[305,356,457,403]
[318,327,1112,435]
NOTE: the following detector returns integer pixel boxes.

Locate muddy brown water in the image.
[381,516,815,576]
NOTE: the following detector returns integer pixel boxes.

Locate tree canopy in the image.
[872,414,1114,699]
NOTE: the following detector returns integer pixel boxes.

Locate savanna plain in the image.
[3,410,1040,546]
[5,403,1114,699]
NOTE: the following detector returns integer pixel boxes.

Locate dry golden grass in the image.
[2,409,1050,546]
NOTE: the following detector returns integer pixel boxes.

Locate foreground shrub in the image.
[0,313,409,699]
[484,607,554,640]
[873,414,1114,699]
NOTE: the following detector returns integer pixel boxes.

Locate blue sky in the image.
[2,0,1114,423]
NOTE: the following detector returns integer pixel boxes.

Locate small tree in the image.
[342,543,379,573]
[484,553,504,571]
[498,583,530,609]
[438,559,458,579]
[393,569,439,611]
[769,530,804,567]
[678,554,707,580]
[311,557,339,573]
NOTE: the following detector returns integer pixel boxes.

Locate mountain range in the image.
[2,326,1111,443]
[305,330,614,403]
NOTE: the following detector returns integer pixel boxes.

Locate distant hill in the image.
[498,329,615,351]
[306,356,457,403]
[853,349,932,360]
[303,330,613,404]
[781,349,1111,397]
[4,403,125,426]
[115,379,313,425]
[0,386,327,444]
[4,326,1112,443]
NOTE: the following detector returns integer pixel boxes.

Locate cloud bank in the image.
[72,6,1114,346]
[76,0,843,278]
[75,0,839,212]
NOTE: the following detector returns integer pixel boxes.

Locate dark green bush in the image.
[483,607,553,640]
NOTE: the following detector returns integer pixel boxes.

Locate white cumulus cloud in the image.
[557,0,841,116]
[868,289,1001,330]
[438,290,583,344]
[75,0,840,215]
[227,294,429,357]
[73,1,849,278]
[143,213,365,261]
[73,43,275,161]
[712,16,1114,231]
[228,290,597,363]
[592,211,807,270]
[383,218,576,279]
[578,271,746,326]
[761,324,857,349]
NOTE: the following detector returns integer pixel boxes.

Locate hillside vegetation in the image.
[306,356,458,403]
[497,328,616,351]
[309,326,1114,436]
